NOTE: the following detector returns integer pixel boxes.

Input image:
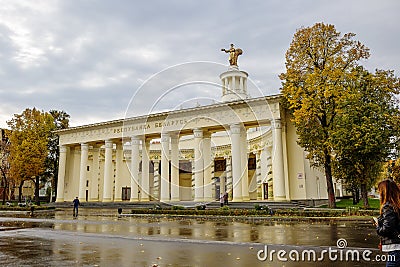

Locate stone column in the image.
[220,173,226,196]
[130,136,140,202]
[102,140,113,202]
[153,160,160,200]
[272,119,286,200]
[230,124,242,201]
[78,143,88,201]
[241,128,250,201]
[114,143,123,202]
[170,133,180,201]
[255,150,262,200]
[203,132,213,202]
[193,128,204,201]
[160,133,170,202]
[90,146,100,201]
[141,137,150,201]
[225,156,232,199]
[260,146,271,199]
[191,159,195,200]
[56,145,67,202]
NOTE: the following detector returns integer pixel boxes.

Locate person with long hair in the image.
[376,179,400,266]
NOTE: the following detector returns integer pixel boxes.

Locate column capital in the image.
[273,119,282,129]
[193,128,203,138]
[59,145,67,153]
[170,132,179,144]
[105,139,114,148]
[161,132,170,142]
[131,136,141,145]
[230,123,241,134]
[80,143,89,151]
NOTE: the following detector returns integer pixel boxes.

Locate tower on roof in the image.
[220,44,249,102]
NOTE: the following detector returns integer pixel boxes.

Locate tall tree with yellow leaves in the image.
[280,23,370,208]
[7,108,55,204]
[0,129,11,204]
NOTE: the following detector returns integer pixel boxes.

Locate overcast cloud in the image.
[0,0,399,128]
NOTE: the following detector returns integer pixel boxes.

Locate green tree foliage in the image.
[44,110,69,200]
[333,67,400,208]
[7,108,55,204]
[280,23,370,208]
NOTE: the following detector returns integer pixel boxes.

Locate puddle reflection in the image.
[49,209,379,248]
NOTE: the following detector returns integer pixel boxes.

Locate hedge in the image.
[130,207,379,217]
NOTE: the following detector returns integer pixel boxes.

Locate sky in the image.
[0,0,399,128]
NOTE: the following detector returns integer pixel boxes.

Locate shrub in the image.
[153,204,162,210]
[195,204,206,210]
[172,205,185,210]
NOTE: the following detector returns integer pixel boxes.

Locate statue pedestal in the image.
[220,67,249,102]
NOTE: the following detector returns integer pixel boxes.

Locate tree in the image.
[7,108,55,204]
[333,67,400,208]
[279,23,370,208]
[0,129,11,204]
[383,159,400,183]
[44,110,69,201]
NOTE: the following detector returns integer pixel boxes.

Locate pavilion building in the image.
[55,61,344,204]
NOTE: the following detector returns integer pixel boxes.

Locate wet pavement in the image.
[0,208,386,266]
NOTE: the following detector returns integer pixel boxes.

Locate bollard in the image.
[118,208,122,215]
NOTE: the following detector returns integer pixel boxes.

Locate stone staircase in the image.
[48,200,307,210]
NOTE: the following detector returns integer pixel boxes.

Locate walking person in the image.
[73,197,80,217]
[223,192,228,206]
[219,193,224,207]
[375,179,400,267]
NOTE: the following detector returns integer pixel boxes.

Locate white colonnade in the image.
[56,121,286,203]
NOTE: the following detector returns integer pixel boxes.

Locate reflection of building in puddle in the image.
[49,215,367,247]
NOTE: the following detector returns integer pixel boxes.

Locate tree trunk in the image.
[360,183,369,209]
[1,169,7,205]
[2,180,7,205]
[324,152,336,208]
[352,186,360,204]
[18,180,24,203]
[352,187,357,205]
[355,188,360,204]
[35,176,40,206]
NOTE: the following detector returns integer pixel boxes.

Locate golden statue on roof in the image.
[221,43,243,66]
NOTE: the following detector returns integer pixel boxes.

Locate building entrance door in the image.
[263,183,268,200]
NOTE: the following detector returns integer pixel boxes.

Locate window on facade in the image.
[248,157,256,170]
[214,159,226,172]
[122,187,131,201]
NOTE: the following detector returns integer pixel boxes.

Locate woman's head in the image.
[378,179,400,214]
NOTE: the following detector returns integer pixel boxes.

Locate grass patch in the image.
[320,198,379,210]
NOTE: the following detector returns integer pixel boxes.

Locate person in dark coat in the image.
[73,197,80,217]
[375,180,400,267]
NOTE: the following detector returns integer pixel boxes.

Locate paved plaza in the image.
[0,208,385,266]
